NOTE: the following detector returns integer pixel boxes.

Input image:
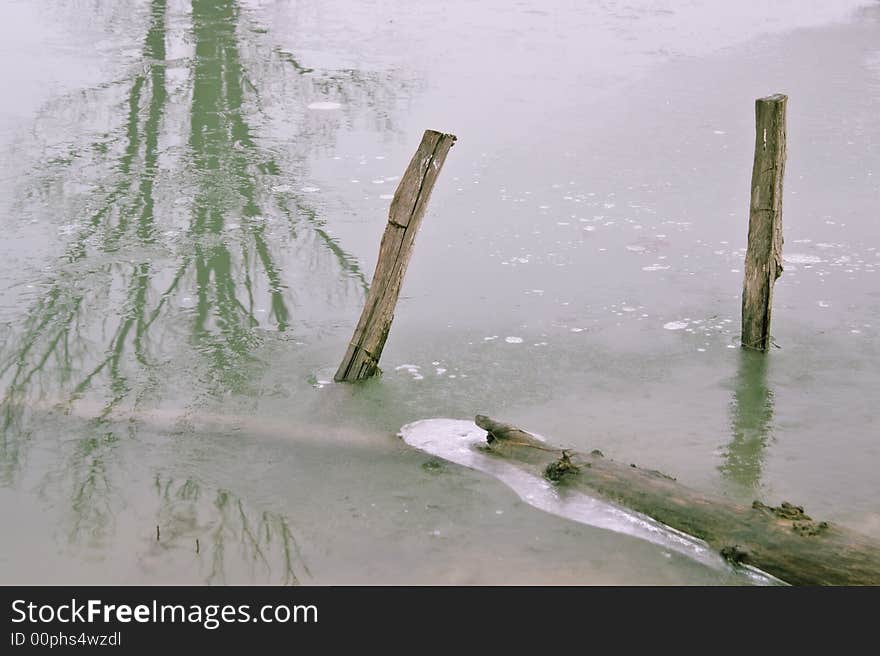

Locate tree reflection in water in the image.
[0,0,411,583]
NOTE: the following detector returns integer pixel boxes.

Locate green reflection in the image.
[1,0,371,443]
[154,475,307,585]
[0,0,396,574]
[720,350,775,489]
[188,0,290,386]
[1,0,171,468]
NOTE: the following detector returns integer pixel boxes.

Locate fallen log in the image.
[475,415,880,585]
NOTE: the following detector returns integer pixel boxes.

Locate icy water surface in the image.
[1,0,878,584]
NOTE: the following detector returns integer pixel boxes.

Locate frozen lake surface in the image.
[0,0,878,584]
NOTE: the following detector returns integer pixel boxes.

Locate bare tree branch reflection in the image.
[154,475,307,585]
[1,0,411,574]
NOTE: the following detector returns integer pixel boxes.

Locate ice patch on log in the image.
[399,418,780,585]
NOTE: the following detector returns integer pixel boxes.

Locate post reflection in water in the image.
[0,0,408,583]
[720,349,775,491]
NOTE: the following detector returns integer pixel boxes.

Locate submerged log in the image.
[474,415,880,585]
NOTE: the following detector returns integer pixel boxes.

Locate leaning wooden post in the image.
[741,94,787,351]
[334,130,457,382]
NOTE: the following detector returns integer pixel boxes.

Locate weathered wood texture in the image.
[474,415,880,585]
[742,94,787,351]
[335,130,456,382]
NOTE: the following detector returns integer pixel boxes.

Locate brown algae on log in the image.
[752,501,829,537]
[544,451,582,482]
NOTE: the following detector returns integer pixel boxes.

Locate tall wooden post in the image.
[334,129,457,382]
[742,94,787,351]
